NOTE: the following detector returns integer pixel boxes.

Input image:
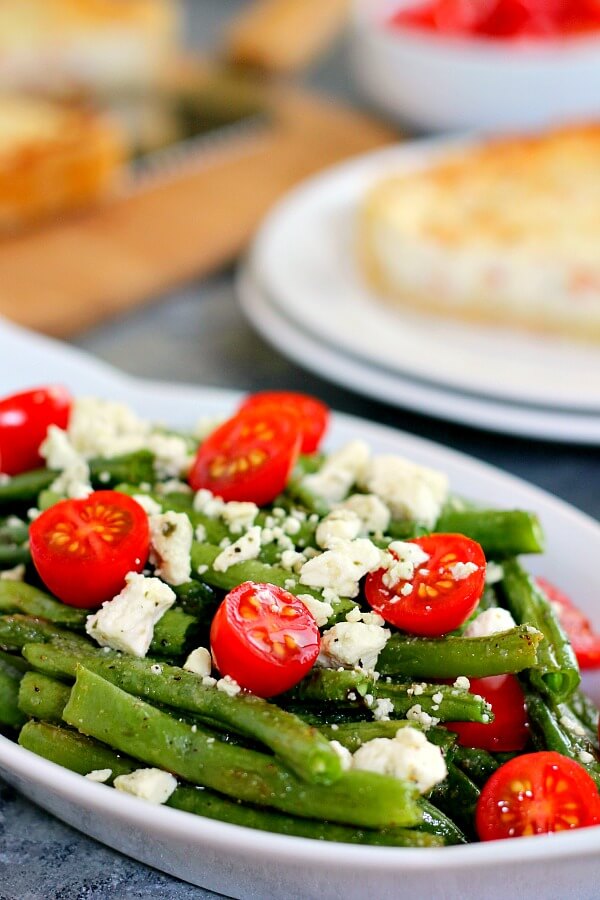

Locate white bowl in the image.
[351,0,600,132]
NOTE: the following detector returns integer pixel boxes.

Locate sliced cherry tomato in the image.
[365,533,486,636]
[210,581,320,697]
[537,577,600,670]
[476,751,600,841]
[446,675,529,751]
[0,386,71,475]
[238,391,329,454]
[189,407,302,506]
[29,491,149,609]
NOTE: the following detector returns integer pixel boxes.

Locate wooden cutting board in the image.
[0,85,396,338]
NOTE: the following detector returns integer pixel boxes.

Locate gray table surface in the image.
[1,2,599,898]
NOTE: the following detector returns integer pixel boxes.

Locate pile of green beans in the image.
[1,434,599,850]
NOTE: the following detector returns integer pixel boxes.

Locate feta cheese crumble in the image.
[297,594,334,628]
[336,493,391,535]
[464,607,517,638]
[132,494,163,516]
[299,538,382,598]
[318,621,390,671]
[85,769,112,783]
[381,540,430,589]
[216,675,241,697]
[448,561,480,581]
[0,564,25,582]
[220,501,259,534]
[148,511,193,586]
[40,425,92,499]
[453,676,471,691]
[183,647,212,678]
[302,441,370,504]
[315,509,361,548]
[359,455,448,528]
[351,727,447,794]
[373,698,395,721]
[212,526,262,572]
[113,768,177,804]
[85,572,175,657]
[330,740,353,771]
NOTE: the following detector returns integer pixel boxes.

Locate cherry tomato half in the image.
[0,386,71,475]
[210,581,320,697]
[238,391,329,454]
[29,491,149,608]
[446,675,529,752]
[189,407,302,506]
[365,534,486,636]
[476,751,600,841]
[537,577,600,670]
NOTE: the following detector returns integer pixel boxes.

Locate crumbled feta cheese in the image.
[303,441,370,504]
[148,433,193,479]
[85,769,112,783]
[432,692,444,705]
[297,594,333,627]
[337,494,391,535]
[345,607,385,627]
[351,727,447,793]
[133,494,163,516]
[27,507,40,520]
[196,564,208,576]
[85,572,175,657]
[464,607,516,638]
[330,740,352,771]
[216,675,241,697]
[318,621,390,671]
[40,425,92,499]
[194,524,207,542]
[148,511,193,586]
[184,647,212,677]
[68,397,150,458]
[0,564,25,582]
[373,698,394,721]
[485,562,504,585]
[280,550,307,573]
[453,676,471,691]
[155,479,192,495]
[193,489,226,518]
[406,704,439,729]
[381,540,431,589]
[213,526,262,572]
[579,750,595,764]
[449,561,480,581]
[202,675,217,687]
[299,538,382,598]
[400,583,413,596]
[113,768,177,804]
[221,501,259,534]
[560,714,586,737]
[282,516,301,536]
[360,455,448,528]
[316,509,362,549]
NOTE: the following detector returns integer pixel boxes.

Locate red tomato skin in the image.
[210,582,320,697]
[365,534,486,637]
[446,675,529,751]
[537,577,600,670]
[476,751,600,841]
[238,391,329,454]
[189,408,301,506]
[0,386,71,475]
[29,491,149,609]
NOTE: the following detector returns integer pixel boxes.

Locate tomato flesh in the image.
[29,491,149,608]
[476,751,600,841]
[238,391,329,454]
[446,675,529,751]
[365,534,486,636]
[189,407,302,506]
[537,577,600,670]
[0,386,71,475]
[210,581,320,697]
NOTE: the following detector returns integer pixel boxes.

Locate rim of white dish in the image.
[353,0,600,56]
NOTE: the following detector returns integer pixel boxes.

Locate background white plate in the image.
[238,264,600,445]
[249,140,600,414]
[1,317,600,898]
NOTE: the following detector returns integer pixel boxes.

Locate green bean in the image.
[419,800,467,845]
[19,720,440,847]
[63,666,422,829]
[435,509,544,558]
[0,469,55,505]
[0,546,31,567]
[291,669,493,723]
[0,517,29,545]
[18,671,71,723]
[429,762,480,838]
[0,648,30,675]
[0,615,90,652]
[0,582,88,628]
[0,661,26,728]
[319,720,457,753]
[150,607,201,658]
[525,688,600,788]
[501,561,580,702]
[569,690,599,735]
[23,642,344,786]
[450,746,499,786]
[377,625,542,679]
[19,720,137,781]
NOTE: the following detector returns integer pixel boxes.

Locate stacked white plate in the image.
[237,139,600,445]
